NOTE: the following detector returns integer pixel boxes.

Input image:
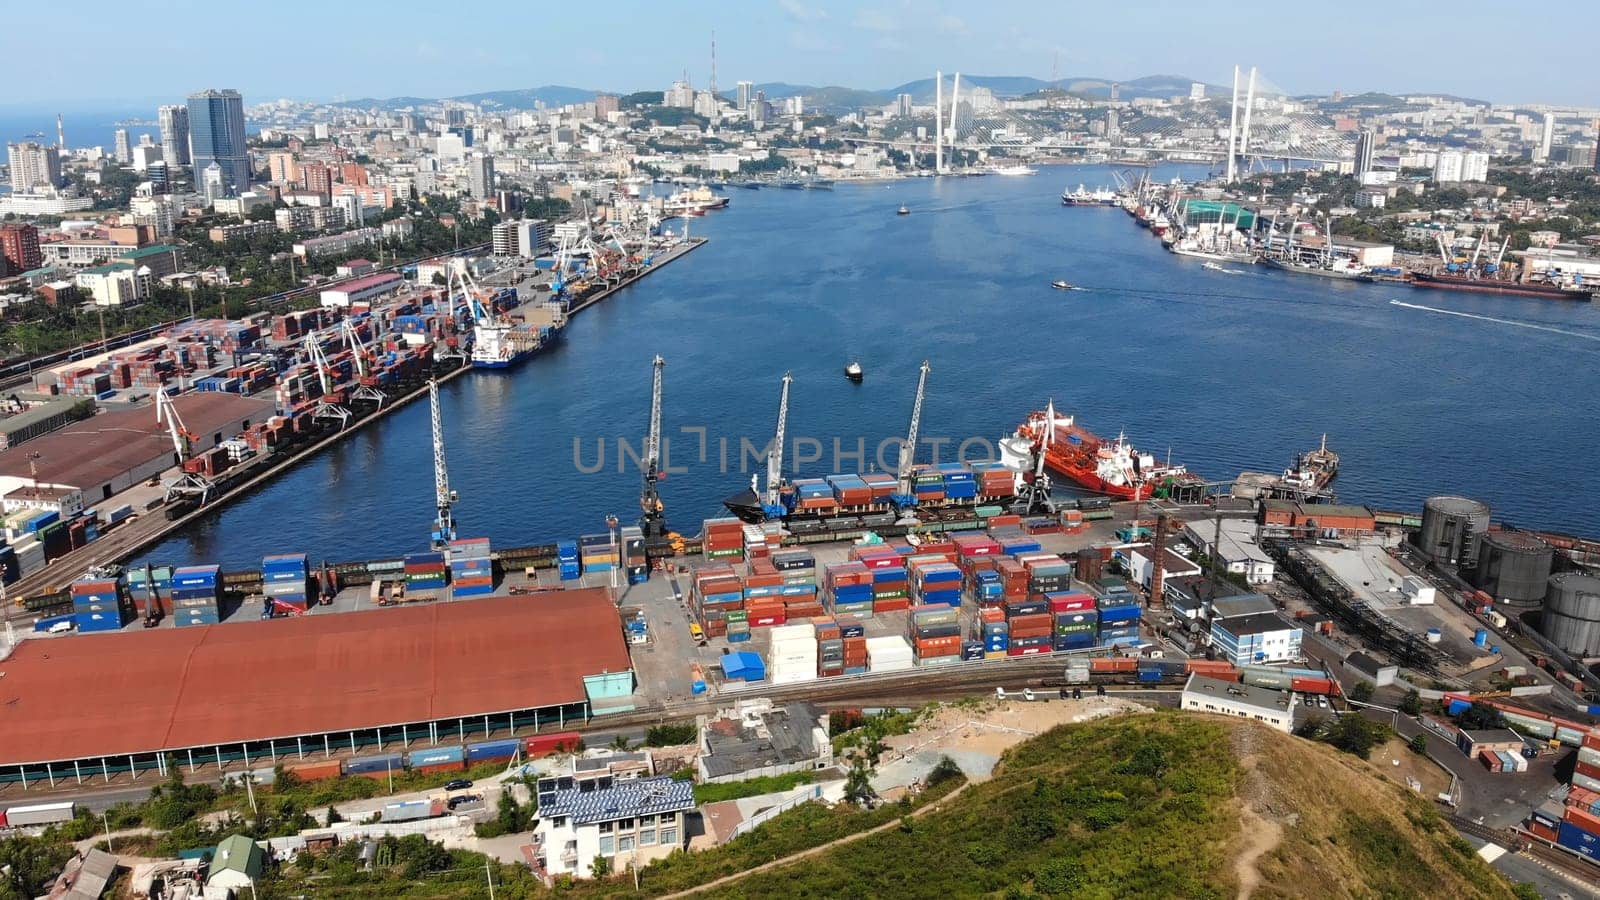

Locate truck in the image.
[5,802,76,827]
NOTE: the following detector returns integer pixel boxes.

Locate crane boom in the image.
[342,319,366,378]
[429,379,456,547]
[896,360,931,495]
[765,372,791,508]
[154,391,191,460]
[639,355,670,543]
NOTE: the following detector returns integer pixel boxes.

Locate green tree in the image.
[844,761,876,807]
[1399,690,1422,715]
[644,723,698,746]
[0,833,75,898]
[1349,681,1375,703]
[1408,734,1429,756]
[1323,715,1387,760]
[590,854,612,878]
[1034,858,1087,895]
[325,805,343,825]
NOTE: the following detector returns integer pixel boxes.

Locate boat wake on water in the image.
[1388,299,1600,343]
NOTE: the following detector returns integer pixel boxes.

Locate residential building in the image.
[1534,113,1555,163]
[1210,611,1303,666]
[696,699,831,783]
[74,265,143,305]
[737,81,754,112]
[310,206,347,230]
[206,835,265,893]
[381,216,414,242]
[1180,674,1297,734]
[533,760,693,882]
[113,129,131,164]
[200,162,225,202]
[275,206,317,232]
[665,80,694,109]
[467,154,495,198]
[117,244,184,279]
[333,183,395,210]
[595,93,619,120]
[208,221,275,243]
[1433,149,1489,183]
[130,145,162,171]
[158,104,190,167]
[693,91,720,119]
[0,192,93,216]
[301,162,334,198]
[513,218,550,257]
[7,142,62,191]
[895,92,913,117]
[0,224,42,274]
[293,227,379,258]
[211,191,272,218]
[1183,519,1275,585]
[267,151,299,185]
[491,220,518,256]
[1354,130,1376,175]
[187,89,250,194]
[333,193,363,227]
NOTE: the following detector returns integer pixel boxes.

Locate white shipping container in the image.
[6,801,76,826]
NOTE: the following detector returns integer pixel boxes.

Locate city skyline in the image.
[3,0,1599,110]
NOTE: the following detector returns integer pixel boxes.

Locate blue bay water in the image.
[134,165,1600,571]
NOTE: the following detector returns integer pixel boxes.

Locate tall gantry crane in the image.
[1013,399,1058,516]
[154,391,213,504]
[428,379,457,548]
[304,332,351,428]
[762,372,793,519]
[892,360,931,514]
[341,318,387,407]
[639,355,670,548]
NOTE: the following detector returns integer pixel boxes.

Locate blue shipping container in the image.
[1557,822,1600,861]
[345,753,404,775]
[408,746,465,766]
[466,739,521,761]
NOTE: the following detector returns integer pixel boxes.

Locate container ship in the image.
[1015,406,1200,501]
[1407,271,1595,301]
[722,462,1023,530]
[471,300,567,369]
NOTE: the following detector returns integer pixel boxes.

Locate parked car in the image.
[46,620,74,634]
[444,779,473,791]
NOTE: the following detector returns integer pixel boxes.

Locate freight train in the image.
[270,732,582,786]
[1054,656,1342,694]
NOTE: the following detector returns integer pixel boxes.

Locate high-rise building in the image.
[1354,130,1377,175]
[467,154,495,198]
[113,129,131,164]
[594,93,619,120]
[301,162,334,198]
[0,223,43,274]
[895,93,913,117]
[1189,83,1205,101]
[187,89,250,195]
[201,162,226,202]
[1433,149,1489,184]
[7,142,62,192]
[158,105,190,167]
[736,81,754,112]
[1594,121,1600,173]
[267,151,298,184]
[1106,109,1120,140]
[1532,112,1555,163]
[333,192,363,227]
[665,80,694,108]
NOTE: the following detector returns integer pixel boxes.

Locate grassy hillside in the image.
[705,712,1517,900]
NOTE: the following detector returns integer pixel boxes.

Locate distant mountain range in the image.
[332,74,1231,114]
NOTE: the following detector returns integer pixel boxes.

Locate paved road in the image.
[1463,835,1599,900]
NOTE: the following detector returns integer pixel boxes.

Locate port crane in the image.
[303,333,352,428]
[891,360,931,517]
[340,318,387,407]
[1012,400,1058,516]
[154,391,214,504]
[760,372,793,520]
[637,355,681,555]
[428,378,457,548]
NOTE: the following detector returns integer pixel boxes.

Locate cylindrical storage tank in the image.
[1426,628,1442,644]
[1474,531,1554,605]
[1417,496,1491,567]
[1541,574,1600,658]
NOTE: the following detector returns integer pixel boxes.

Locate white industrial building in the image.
[1181,674,1297,733]
[1184,519,1276,585]
[319,272,404,308]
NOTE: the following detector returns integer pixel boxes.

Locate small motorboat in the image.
[1052,280,1074,290]
[845,361,864,382]
[897,205,910,215]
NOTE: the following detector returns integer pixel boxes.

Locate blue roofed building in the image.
[533,764,694,882]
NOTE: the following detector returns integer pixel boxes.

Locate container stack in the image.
[772,550,822,619]
[826,474,872,506]
[171,565,222,627]
[129,566,173,616]
[261,553,311,612]
[1576,732,1600,789]
[556,541,581,580]
[1004,594,1053,656]
[692,565,743,638]
[448,538,494,597]
[1097,590,1142,648]
[403,551,448,592]
[768,623,819,685]
[870,563,911,613]
[1050,591,1099,653]
[978,607,1009,658]
[1018,552,1073,599]
[741,560,784,629]
[911,467,944,504]
[865,635,914,673]
[620,526,647,584]
[790,479,837,514]
[909,559,963,607]
[816,619,844,678]
[741,523,781,562]
[726,608,751,643]
[909,604,962,666]
[970,461,1016,498]
[71,576,128,633]
[993,557,1029,605]
[1557,767,1600,861]
[701,517,745,561]
[579,533,618,572]
[823,561,873,618]
[937,462,977,501]
[842,628,868,674]
[861,472,898,500]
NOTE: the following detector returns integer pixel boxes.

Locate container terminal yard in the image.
[0,235,1599,884]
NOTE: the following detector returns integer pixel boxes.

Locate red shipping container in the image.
[1564,805,1600,836]
[1007,645,1047,657]
[1585,732,1600,752]
[415,761,467,775]
[286,760,343,782]
[1290,676,1334,694]
[1527,820,1559,843]
[750,614,787,627]
[1048,594,1096,613]
[526,731,582,756]
[1576,760,1600,782]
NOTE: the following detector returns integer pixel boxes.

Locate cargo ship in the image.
[1280,435,1339,495]
[1407,271,1595,301]
[1015,407,1200,501]
[471,301,567,369]
[721,461,1022,529]
[1061,185,1120,206]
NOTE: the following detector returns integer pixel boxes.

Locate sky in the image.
[4,0,1598,110]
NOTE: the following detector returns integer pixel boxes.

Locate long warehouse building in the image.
[0,589,634,785]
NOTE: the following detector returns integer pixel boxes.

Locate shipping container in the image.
[525,732,582,757]
[344,753,404,776]
[465,739,521,762]
[4,801,75,826]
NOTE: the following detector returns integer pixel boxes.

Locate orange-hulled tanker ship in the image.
[1016,404,1202,501]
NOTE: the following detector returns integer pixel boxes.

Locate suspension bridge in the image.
[844,67,1357,175]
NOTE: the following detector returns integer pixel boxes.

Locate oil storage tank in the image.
[1416,496,1491,567]
[1474,531,1554,605]
[1540,574,1600,658]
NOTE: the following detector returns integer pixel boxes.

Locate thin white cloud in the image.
[853,9,897,32]
[788,28,834,52]
[778,0,827,22]
[936,13,966,34]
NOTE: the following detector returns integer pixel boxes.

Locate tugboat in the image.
[1051,280,1074,291]
[844,361,864,382]
[897,205,910,215]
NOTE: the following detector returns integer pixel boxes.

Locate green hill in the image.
[703,712,1519,899]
